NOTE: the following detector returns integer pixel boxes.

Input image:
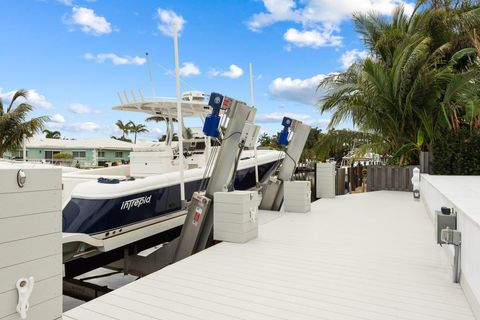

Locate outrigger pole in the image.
[249,63,259,184]
[173,23,186,204]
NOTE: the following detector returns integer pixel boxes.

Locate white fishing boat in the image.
[61,92,284,262]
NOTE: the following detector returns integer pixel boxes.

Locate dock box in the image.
[316,162,336,198]
[284,181,311,213]
[214,191,258,243]
[0,167,62,320]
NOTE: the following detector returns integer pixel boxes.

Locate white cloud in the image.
[179,62,201,77]
[248,0,300,32]
[50,114,65,123]
[76,122,100,131]
[340,49,369,68]
[247,0,415,47]
[156,8,186,37]
[84,53,146,65]
[68,103,91,114]
[257,112,312,123]
[46,121,101,132]
[67,7,112,35]
[0,89,52,109]
[140,127,164,139]
[269,73,330,105]
[57,0,74,6]
[257,112,330,127]
[284,27,342,48]
[209,64,244,79]
[222,64,244,79]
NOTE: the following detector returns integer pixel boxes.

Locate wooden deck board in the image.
[64,191,475,320]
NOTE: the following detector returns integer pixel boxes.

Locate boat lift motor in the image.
[259,117,311,211]
[202,92,223,138]
[278,116,293,146]
[173,92,257,262]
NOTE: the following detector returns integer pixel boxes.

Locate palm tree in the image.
[115,120,131,140]
[127,121,149,144]
[146,116,172,143]
[43,129,61,139]
[319,2,480,164]
[0,89,48,157]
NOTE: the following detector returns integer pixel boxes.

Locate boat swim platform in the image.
[63,191,475,320]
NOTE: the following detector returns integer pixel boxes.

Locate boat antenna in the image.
[249,62,259,184]
[145,52,157,98]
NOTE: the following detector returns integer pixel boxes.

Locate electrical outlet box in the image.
[435,209,456,244]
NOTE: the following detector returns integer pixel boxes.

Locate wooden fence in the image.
[366,165,417,192]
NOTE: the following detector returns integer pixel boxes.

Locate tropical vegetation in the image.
[52,152,74,159]
[318,0,480,168]
[43,129,61,139]
[128,121,149,144]
[0,89,48,157]
[111,120,149,143]
[258,128,374,163]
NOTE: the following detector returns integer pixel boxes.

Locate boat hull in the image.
[63,160,278,236]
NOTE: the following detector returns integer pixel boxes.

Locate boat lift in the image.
[64,93,310,299]
[174,92,259,260]
[106,94,310,269]
[259,117,311,211]
[91,92,260,277]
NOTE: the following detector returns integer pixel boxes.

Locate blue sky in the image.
[0,0,413,141]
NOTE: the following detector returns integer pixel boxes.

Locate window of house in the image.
[115,151,123,158]
[72,151,86,158]
[14,150,28,159]
[45,150,60,160]
[98,151,105,158]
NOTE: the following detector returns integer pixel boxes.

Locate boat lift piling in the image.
[174,93,258,260]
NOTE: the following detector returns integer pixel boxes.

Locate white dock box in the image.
[214,191,258,243]
[284,180,311,213]
[0,167,62,320]
[316,162,336,198]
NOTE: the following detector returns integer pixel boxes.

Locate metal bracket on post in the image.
[441,226,462,283]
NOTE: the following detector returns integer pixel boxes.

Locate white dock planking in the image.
[63,191,475,320]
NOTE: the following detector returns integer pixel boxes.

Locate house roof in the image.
[26,137,138,150]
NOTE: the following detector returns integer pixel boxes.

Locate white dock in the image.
[63,191,475,320]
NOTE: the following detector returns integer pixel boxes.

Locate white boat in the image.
[61,93,284,262]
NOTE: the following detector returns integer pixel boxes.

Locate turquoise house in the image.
[5,137,136,167]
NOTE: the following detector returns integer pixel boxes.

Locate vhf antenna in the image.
[145,52,157,98]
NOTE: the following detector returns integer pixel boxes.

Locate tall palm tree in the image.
[0,89,48,157]
[319,2,480,164]
[43,129,61,139]
[127,121,149,144]
[115,120,131,140]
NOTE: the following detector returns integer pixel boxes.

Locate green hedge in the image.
[432,129,480,175]
[53,152,74,159]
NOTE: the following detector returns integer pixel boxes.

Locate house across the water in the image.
[4,137,136,167]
